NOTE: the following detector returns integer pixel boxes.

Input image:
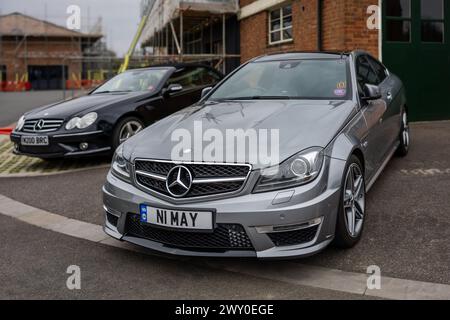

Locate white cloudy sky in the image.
[0,0,141,56]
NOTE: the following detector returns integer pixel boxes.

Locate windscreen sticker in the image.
[334,89,347,96]
[337,81,347,89]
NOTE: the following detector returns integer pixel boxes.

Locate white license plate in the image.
[139,204,213,230]
[21,136,49,146]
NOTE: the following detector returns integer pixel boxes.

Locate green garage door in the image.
[382,0,450,121]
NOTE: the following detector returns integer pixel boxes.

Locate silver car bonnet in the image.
[124,99,357,169]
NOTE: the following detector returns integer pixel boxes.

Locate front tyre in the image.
[334,155,366,248]
[396,110,410,157]
[112,116,144,150]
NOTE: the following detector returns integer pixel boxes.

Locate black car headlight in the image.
[111,147,131,183]
[65,112,98,130]
[254,147,324,193]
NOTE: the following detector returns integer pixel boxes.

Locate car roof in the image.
[253,51,353,62]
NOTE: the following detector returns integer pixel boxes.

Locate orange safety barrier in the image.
[0,127,13,135]
[66,79,104,90]
[0,81,31,92]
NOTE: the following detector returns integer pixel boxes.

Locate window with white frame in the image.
[269,4,293,44]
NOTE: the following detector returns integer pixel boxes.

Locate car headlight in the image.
[65,112,98,130]
[111,147,131,183]
[254,147,324,193]
[16,116,26,131]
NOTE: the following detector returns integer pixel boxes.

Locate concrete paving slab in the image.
[366,277,450,300]
[1,193,450,300]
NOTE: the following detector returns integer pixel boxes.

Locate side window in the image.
[367,56,387,83]
[201,68,222,86]
[167,68,195,89]
[168,67,222,88]
[356,56,379,94]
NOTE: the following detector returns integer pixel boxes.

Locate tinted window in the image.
[386,0,411,42]
[167,68,196,88]
[201,68,222,86]
[421,0,443,19]
[92,69,168,93]
[387,20,411,42]
[421,0,444,43]
[209,59,351,100]
[386,0,411,17]
[367,56,387,83]
[356,56,379,93]
[422,22,444,42]
[167,67,221,88]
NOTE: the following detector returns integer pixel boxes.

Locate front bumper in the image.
[10,130,112,158]
[102,156,347,259]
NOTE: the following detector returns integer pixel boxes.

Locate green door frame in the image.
[382,0,450,121]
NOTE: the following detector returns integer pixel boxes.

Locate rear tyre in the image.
[112,116,144,150]
[334,155,366,249]
[396,110,410,157]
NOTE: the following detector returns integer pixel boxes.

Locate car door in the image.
[162,67,214,114]
[366,55,402,149]
[356,55,388,176]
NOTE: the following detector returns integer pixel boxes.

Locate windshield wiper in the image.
[93,90,132,95]
[217,96,292,101]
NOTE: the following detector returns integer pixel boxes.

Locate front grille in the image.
[125,214,254,251]
[268,225,319,247]
[22,119,64,133]
[134,160,251,198]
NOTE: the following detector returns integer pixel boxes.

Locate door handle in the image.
[387,92,393,100]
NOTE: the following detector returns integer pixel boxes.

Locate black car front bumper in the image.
[10,130,112,159]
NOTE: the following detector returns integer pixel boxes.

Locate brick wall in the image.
[0,38,82,82]
[240,0,379,63]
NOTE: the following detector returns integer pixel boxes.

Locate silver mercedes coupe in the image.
[102,51,409,258]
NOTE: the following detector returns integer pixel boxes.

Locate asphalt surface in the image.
[0,90,85,127]
[0,122,449,290]
[0,214,372,299]
[0,91,449,299]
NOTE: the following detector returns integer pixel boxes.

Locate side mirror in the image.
[362,84,382,101]
[164,84,183,96]
[201,86,213,99]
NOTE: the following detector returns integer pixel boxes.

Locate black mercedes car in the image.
[10,64,223,159]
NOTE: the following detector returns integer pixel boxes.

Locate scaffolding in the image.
[140,0,241,74]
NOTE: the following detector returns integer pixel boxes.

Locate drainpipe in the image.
[317,0,323,51]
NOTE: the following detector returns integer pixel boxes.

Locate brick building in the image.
[0,12,102,90]
[238,0,379,63]
[238,0,449,120]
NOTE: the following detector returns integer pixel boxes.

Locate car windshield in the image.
[92,69,169,94]
[208,59,351,100]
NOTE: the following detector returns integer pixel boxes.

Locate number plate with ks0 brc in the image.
[140,204,213,231]
[21,136,49,146]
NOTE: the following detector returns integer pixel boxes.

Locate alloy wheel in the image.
[119,121,143,144]
[343,163,365,238]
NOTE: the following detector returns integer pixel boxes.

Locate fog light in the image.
[79,142,89,151]
[14,143,19,151]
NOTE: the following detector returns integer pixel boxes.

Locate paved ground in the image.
[0,139,110,177]
[0,214,372,300]
[0,122,449,299]
[0,90,85,127]
[0,91,448,299]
